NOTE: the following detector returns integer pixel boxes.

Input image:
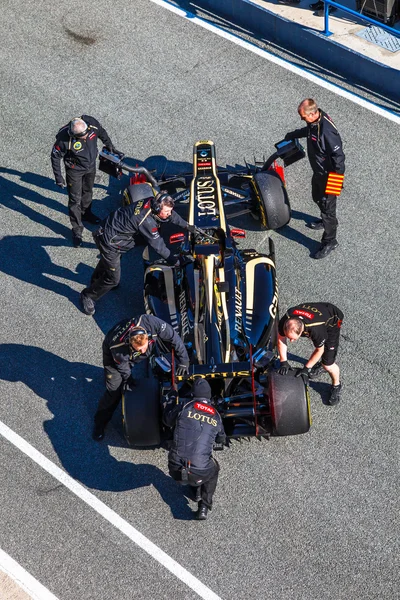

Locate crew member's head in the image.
[283,318,305,342]
[69,118,89,138]
[129,327,149,354]
[151,191,175,222]
[192,378,212,401]
[298,99,320,124]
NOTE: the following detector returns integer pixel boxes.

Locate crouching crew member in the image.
[51,115,118,247]
[285,99,345,259]
[163,379,226,521]
[93,314,189,441]
[277,302,344,405]
[80,191,195,316]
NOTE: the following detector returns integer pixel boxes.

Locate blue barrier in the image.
[322,0,400,37]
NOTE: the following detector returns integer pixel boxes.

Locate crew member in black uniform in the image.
[163,379,226,521]
[51,115,118,247]
[93,314,189,441]
[277,302,344,405]
[80,191,195,316]
[285,98,345,259]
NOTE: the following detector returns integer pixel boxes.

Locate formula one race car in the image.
[99,140,309,447]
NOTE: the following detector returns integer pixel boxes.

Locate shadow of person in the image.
[0,235,94,303]
[0,344,193,519]
[308,380,335,405]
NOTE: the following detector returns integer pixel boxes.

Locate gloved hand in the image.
[176,364,189,377]
[295,366,310,382]
[187,224,196,233]
[278,361,291,375]
[125,376,136,391]
[56,178,66,188]
[284,133,294,141]
[106,145,123,156]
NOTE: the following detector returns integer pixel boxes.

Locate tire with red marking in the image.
[122,377,161,446]
[269,370,311,436]
[251,171,291,230]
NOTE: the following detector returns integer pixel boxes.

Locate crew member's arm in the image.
[284,127,308,141]
[305,346,325,369]
[215,416,226,445]
[109,345,133,381]
[50,140,67,185]
[150,316,189,368]
[325,127,345,175]
[162,393,183,428]
[277,333,288,362]
[169,211,195,232]
[83,115,114,151]
[140,217,172,260]
[306,327,328,368]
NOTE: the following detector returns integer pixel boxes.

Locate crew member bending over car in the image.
[93,314,189,441]
[80,192,195,315]
[277,302,344,406]
[285,98,345,259]
[51,115,119,248]
[163,379,225,521]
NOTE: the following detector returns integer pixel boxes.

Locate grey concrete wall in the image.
[194,0,400,101]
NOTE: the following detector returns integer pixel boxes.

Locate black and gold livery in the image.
[99,140,310,444]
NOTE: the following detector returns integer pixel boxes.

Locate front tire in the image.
[269,370,311,436]
[122,377,161,446]
[251,171,291,230]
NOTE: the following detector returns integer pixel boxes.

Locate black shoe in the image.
[72,233,83,248]
[328,383,341,406]
[312,241,338,259]
[309,361,323,379]
[92,424,105,441]
[196,504,208,520]
[82,212,101,225]
[80,292,96,316]
[310,0,323,8]
[306,219,324,230]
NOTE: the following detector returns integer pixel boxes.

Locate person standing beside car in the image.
[80,191,195,316]
[285,98,345,259]
[277,302,344,406]
[51,115,119,247]
[163,379,226,521]
[93,314,189,441]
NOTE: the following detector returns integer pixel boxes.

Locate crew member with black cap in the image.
[163,379,226,521]
[277,302,344,405]
[93,314,189,441]
[80,191,195,316]
[284,99,345,259]
[51,115,119,247]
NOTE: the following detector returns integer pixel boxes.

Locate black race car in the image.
[99,139,310,447]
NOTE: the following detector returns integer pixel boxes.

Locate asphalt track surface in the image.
[0,1,399,599]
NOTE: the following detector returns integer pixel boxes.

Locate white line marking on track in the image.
[0,421,222,600]
[0,548,60,600]
[149,0,400,125]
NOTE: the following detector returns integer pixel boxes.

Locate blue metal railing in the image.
[322,0,400,37]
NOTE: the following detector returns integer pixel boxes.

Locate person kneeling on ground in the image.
[163,379,226,521]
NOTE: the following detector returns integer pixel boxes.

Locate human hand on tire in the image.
[278,361,291,375]
[295,366,310,382]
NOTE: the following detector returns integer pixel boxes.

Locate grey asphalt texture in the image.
[0,1,399,599]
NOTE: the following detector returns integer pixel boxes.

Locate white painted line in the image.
[0,421,222,600]
[0,548,60,600]
[149,0,400,125]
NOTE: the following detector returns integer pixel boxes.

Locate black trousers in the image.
[169,458,220,509]
[94,344,125,428]
[311,173,338,244]
[66,169,96,236]
[83,235,121,302]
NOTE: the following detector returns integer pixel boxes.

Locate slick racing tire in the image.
[251,171,291,230]
[122,182,155,206]
[122,377,161,447]
[269,370,311,436]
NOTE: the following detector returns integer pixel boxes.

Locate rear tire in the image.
[269,370,311,436]
[122,377,161,446]
[251,171,291,230]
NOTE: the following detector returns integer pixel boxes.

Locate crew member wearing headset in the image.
[80,191,195,316]
[51,115,119,247]
[93,314,189,441]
